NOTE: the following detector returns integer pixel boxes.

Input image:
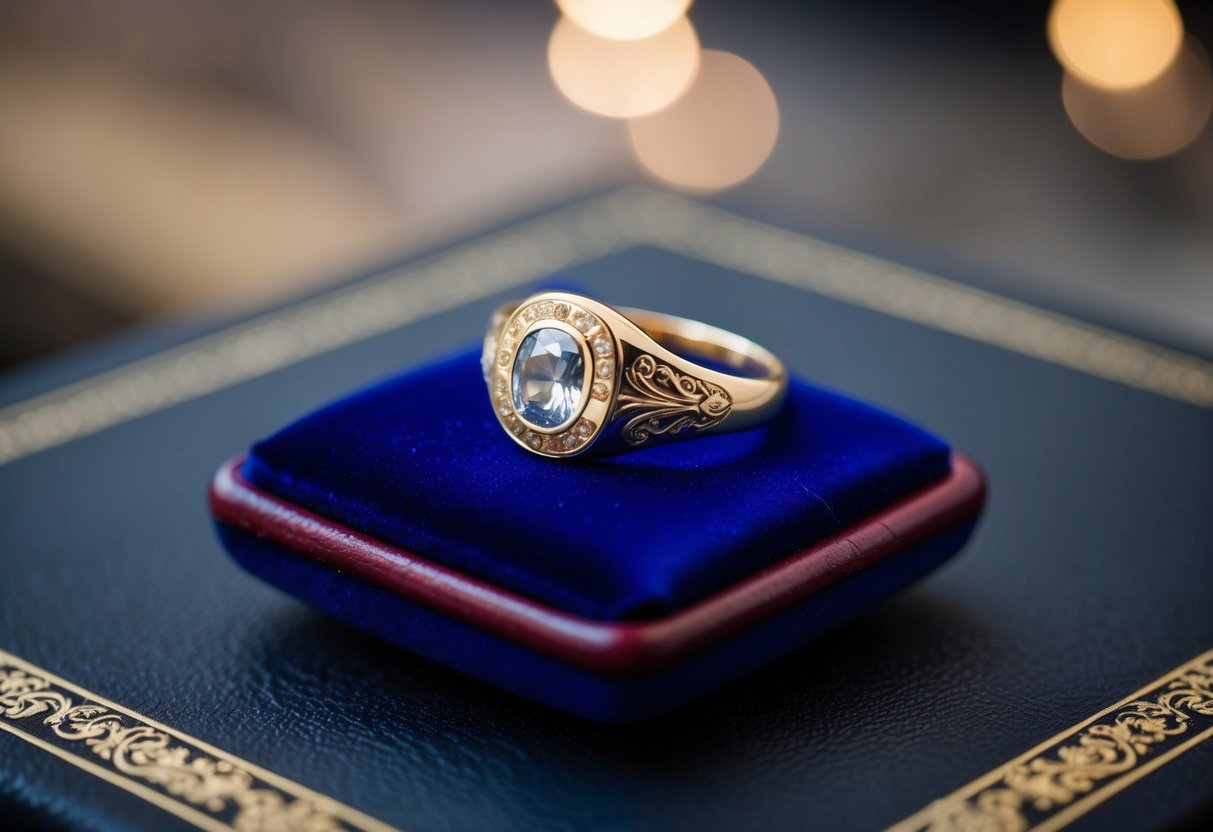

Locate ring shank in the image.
[490,300,784,382]
[618,308,782,381]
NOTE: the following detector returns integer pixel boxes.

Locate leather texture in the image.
[2,201,1212,830]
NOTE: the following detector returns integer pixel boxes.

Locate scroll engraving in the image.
[615,353,732,445]
[892,652,1213,832]
[0,657,390,831]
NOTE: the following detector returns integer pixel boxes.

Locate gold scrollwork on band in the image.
[0,652,395,832]
[616,353,733,445]
[889,649,1213,832]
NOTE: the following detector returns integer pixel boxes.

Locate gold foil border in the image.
[0,651,398,832]
[888,648,1213,832]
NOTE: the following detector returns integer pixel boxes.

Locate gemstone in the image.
[596,360,612,379]
[593,337,612,357]
[512,328,585,429]
[591,382,608,400]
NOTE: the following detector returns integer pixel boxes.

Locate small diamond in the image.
[561,433,577,449]
[537,301,555,317]
[575,420,593,438]
[526,433,542,449]
[494,378,507,397]
[497,349,510,367]
[497,402,511,416]
[553,303,569,319]
[593,337,612,357]
[522,307,537,322]
[596,360,612,379]
[591,382,608,400]
[571,312,598,333]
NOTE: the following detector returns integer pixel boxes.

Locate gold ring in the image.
[482,291,788,458]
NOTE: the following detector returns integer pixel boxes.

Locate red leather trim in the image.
[209,453,985,675]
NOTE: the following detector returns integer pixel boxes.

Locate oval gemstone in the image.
[511,328,585,429]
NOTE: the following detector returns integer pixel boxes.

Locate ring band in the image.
[482,291,787,458]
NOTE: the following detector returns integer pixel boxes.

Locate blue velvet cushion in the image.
[246,347,951,621]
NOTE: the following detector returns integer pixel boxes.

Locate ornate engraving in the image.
[0,655,393,832]
[615,353,733,445]
[892,651,1213,832]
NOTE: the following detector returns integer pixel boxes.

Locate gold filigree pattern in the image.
[890,649,1213,832]
[0,653,395,832]
[616,353,733,445]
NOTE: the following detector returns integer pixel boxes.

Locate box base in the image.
[211,455,984,721]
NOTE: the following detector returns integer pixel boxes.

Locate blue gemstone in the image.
[512,328,584,429]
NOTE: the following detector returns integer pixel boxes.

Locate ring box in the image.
[209,347,984,722]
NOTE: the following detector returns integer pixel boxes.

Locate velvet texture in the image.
[246,348,952,621]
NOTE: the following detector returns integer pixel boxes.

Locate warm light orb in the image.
[628,50,779,191]
[1062,37,1213,159]
[548,15,700,118]
[1048,0,1184,90]
[556,0,693,41]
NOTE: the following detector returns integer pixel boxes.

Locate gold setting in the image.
[484,291,786,458]
[487,296,617,458]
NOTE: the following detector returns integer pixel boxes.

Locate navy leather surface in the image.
[2,196,1212,830]
[244,347,951,620]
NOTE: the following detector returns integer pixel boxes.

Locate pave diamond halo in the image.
[486,295,616,457]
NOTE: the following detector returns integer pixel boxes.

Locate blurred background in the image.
[1,0,1211,369]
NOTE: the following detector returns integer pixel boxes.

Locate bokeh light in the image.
[555,0,693,41]
[1048,0,1184,90]
[628,50,779,191]
[548,15,700,118]
[1062,37,1213,159]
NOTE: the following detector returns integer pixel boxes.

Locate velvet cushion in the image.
[246,347,951,621]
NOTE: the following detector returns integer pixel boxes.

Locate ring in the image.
[482,291,787,458]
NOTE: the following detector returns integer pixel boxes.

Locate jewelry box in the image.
[209,345,984,721]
